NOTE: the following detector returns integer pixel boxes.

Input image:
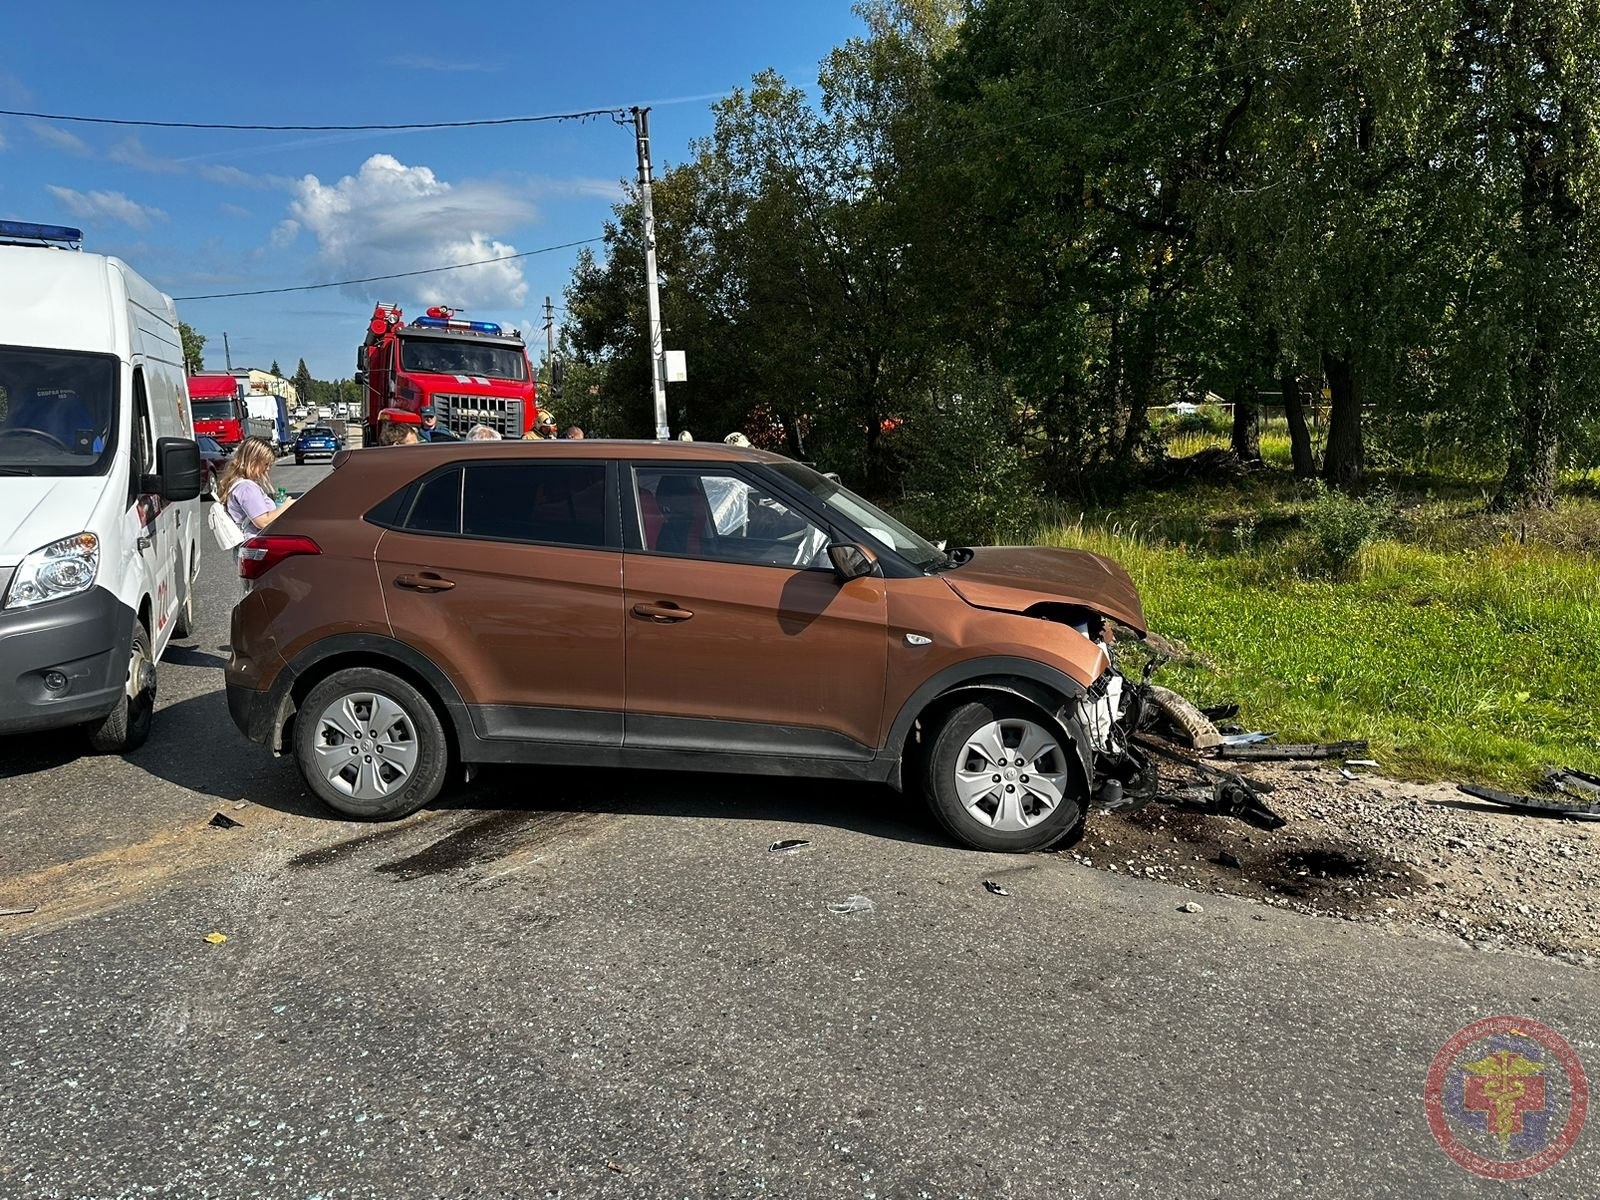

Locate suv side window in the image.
[403,467,462,534]
[634,467,831,569]
[462,462,607,548]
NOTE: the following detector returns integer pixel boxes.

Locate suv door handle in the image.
[395,572,456,592]
[632,601,693,623]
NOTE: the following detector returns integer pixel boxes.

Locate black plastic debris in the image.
[0,905,37,917]
[1217,850,1243,870]
[1201,702,1240,722]
[1215,740,1370,762]
[1544,767,1600,798]
[208,812,242,830]
[983,880,1010,896]
[768,838,811,854]
[1458,783,1600,821]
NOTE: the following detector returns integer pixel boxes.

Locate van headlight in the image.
[4,532,100,609]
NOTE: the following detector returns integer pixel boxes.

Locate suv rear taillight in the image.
[239,534,321,580]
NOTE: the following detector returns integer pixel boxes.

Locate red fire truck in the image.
[357,303,538,440]
[187,373,247,451]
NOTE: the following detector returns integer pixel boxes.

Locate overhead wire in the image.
[173,238,605,301]
[0,105,628,132]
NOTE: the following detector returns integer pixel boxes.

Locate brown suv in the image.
[226,440,1152,851]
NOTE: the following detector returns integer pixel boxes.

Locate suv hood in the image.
[941,546,1147,635]
[0,477,103,567]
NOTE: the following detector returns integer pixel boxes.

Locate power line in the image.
[174,238,605,300]
[0,105,627,132]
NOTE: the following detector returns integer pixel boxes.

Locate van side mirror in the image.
[144,437,203,501]
[827,542,879,582]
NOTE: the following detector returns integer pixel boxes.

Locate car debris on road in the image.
[1457,781,1600,821]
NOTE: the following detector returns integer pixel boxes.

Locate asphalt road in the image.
[2,461,1596,1199]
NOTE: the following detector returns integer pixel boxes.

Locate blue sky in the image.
[0,0,864,379]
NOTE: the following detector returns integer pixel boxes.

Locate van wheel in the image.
[922,699,1085,852]
[171,560,197,639]
[86,620,156,754]
[295,668,449,819]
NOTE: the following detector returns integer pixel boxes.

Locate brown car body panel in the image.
[376,531,625,720]
[940,546,1147,635]
[226,440,1138,784]
[880,575,1111,741]
[622,553,888,751]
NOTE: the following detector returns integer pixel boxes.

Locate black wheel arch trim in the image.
[268,632,474,752]
[882,656,1093,786]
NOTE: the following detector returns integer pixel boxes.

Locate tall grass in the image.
[1037,517,1600,787]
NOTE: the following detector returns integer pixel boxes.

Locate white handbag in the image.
[208,495,247,551]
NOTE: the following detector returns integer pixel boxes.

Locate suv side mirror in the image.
[828,542,879,582]
[144,437,203,501]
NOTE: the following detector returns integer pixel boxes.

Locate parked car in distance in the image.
[294,426,340,464]
[197,435,229,498]
[225,440,1150,852]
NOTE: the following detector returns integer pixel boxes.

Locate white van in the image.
[0,222,203,752]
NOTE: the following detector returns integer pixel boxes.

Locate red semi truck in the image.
[187,373,247,451]
[357,303,539,440]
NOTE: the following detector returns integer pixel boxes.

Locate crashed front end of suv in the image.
[907,544,1159,838]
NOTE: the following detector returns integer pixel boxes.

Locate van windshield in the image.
[192,400,237,422]
[0,347,118,477]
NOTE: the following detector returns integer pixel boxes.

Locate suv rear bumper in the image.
[227,677,285,747]
[0,586,134,735]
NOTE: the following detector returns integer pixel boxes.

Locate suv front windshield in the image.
[401,335,527,381]
[0,346,118,476]
[771,461,948,569]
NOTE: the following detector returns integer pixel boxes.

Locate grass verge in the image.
[1036,519,1600,789]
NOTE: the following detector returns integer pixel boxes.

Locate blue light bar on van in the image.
[411,316,503,335]
[0,220,83,247]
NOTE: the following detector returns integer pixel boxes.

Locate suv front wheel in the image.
[923,699,1086,852]
[294,668,449,819]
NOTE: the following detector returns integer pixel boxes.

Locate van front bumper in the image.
[0,586,134,735]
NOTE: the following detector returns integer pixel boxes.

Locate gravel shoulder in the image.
[1078,759,1600,964]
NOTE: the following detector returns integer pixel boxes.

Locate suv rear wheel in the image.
[294,668,448,819]
[923,699,1085,852]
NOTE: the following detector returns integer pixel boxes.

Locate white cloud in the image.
[31,122,91,156]
[109,136,288,189]
[107,136,182,174]
[270,218,300,247]
[220,202,252,219]
[387,53,500,73]
[46,185,167,230]
[288,154,535,308]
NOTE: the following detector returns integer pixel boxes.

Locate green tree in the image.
[291,358,315,410]
[179,322,205,373]
[269,359,282,377]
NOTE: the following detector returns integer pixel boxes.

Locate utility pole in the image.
[223,331,233,371]
[631,105,670,439]
[543,295,555,397]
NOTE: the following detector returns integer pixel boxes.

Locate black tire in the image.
[922,698,1086,852]
[294,667,449,820]
[171,552,197,640]
[86,620,155,754]
[295,455,304,465]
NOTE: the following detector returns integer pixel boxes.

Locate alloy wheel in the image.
[954,718,1070,831]
[312,692,419,801]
